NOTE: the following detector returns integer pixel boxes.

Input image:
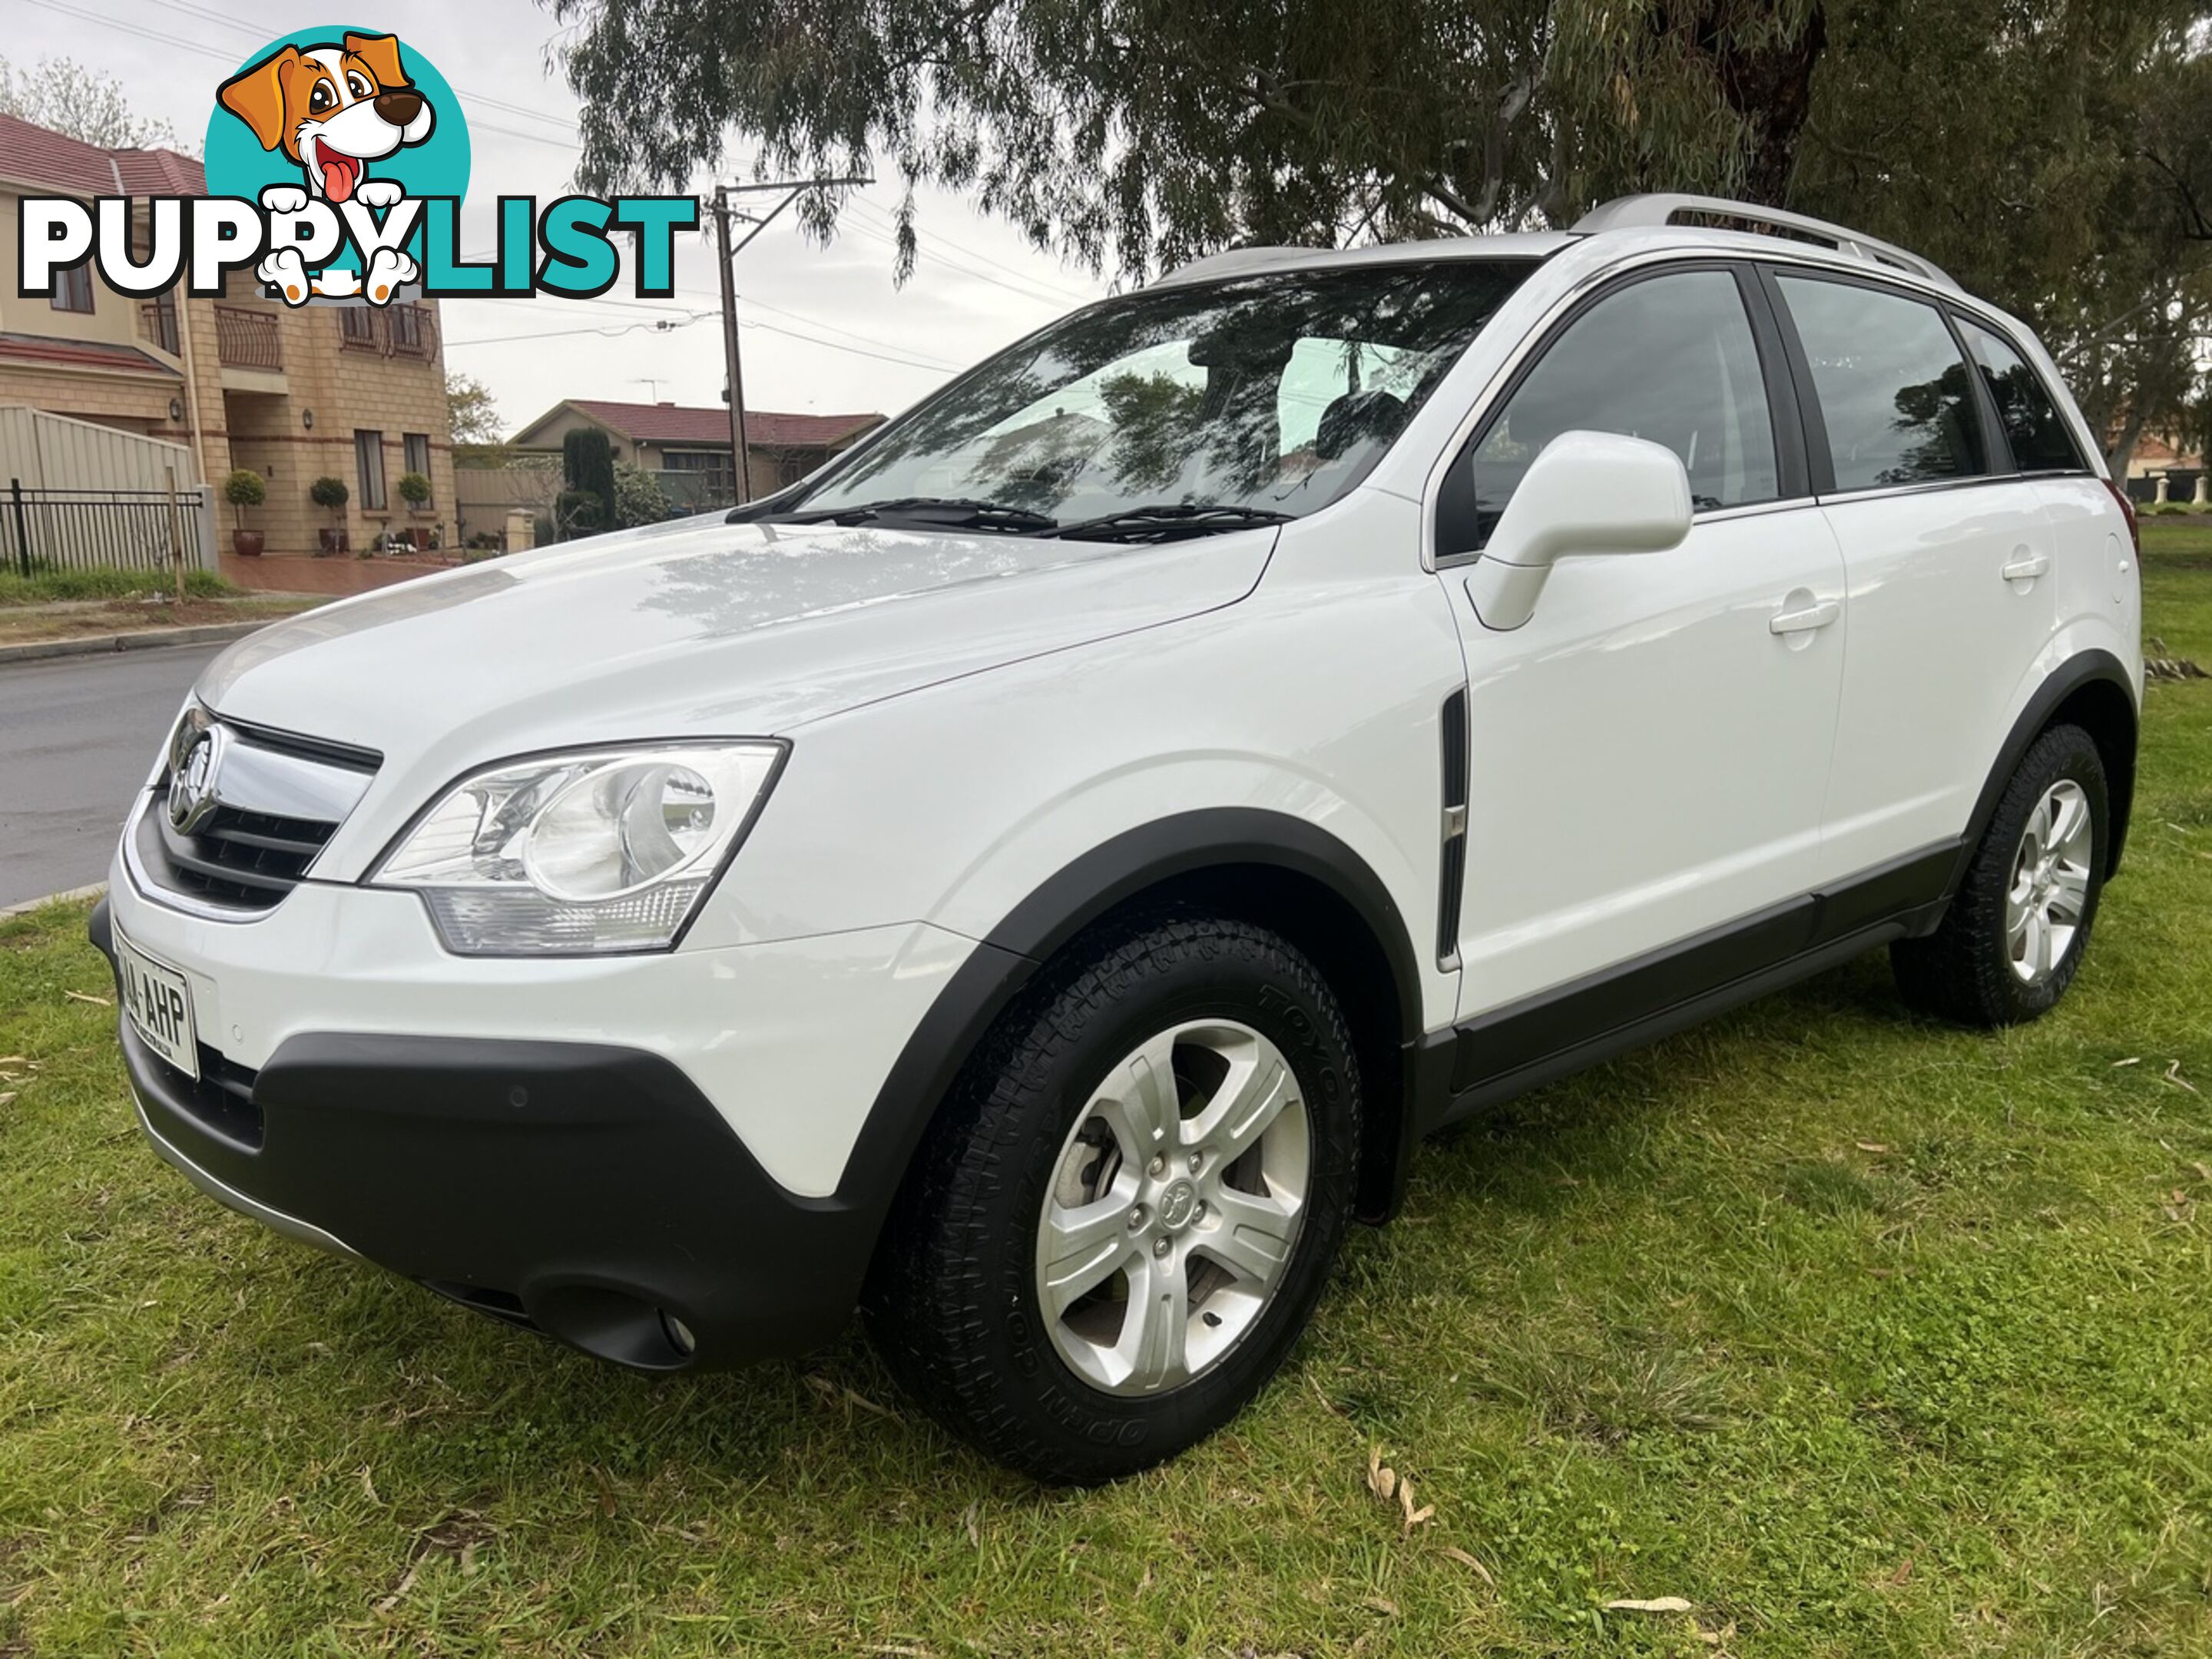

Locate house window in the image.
[663,448,736,502]
[144,290,180,355]
[52,266,94,313]
[403,432,432,500]
[338,306,377,348]
[389,304,429,355]
[355,430,387,511]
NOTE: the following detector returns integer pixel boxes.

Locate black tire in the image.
[866,910,1361,1483]
[1892,723,2109,1027]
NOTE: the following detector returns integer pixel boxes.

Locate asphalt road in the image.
[0,644,220,909]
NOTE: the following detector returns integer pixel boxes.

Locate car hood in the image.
[197,514,1273,849]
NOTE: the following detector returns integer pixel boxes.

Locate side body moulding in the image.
[853,650,2141,1277]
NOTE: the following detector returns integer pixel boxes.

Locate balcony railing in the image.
[213,305,282,371]
[137,297,180,356]
[388,303,433,358]
[336,303,437,360]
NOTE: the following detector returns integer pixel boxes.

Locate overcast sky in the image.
[9,0,1114,435]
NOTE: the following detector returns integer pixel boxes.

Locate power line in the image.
[461,277,965,370]
[843,195,1098,303]
[137,0,586,133]
[445,302,951,376]
[732,294,963,369]
[23,0,579,151]
[681,180,1080,311]
[834,211,1076,310]
[445,313,714,349]
[738,316,954,373]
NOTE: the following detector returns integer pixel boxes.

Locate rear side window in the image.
[1959,318,2084,473]
[1460,269,1780,548]
[1774,274,1987,492]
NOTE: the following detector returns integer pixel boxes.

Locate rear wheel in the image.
[1892,723,2108,1026]
[867,912,1360,1483]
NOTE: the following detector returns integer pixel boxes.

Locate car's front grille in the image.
[141,802,337,905]
[130,712,380,918]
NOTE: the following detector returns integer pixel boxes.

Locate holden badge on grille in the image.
[167,724,227,834]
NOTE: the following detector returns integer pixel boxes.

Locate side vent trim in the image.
[1435,689,1469,969]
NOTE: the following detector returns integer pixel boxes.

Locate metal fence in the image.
[2129,470,2203,506]
[3,479,207,578]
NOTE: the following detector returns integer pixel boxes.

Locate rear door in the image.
[1954,315,2140,660]
[1766,270,2061,876]
[1434,263,1849,1018]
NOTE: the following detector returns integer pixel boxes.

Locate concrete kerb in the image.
[0,621,267,667]
[0,882,107,918]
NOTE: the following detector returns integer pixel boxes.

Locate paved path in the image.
[0,642,221,908]
[219,551,459,594]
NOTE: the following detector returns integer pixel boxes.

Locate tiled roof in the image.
[0,331,180,376]
[2134,433,2200,468]
[0,112,207,197]
[558,399,886,450]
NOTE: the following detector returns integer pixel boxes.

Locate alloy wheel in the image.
[1035,1019,1311,1396]
[2005,778,2094,985]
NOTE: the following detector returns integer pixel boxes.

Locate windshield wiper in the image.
[770,495,1058,533]
[1048,504,1294,544]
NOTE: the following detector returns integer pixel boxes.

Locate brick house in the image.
[0,112,457,556]
[509,399,884,508]
[2121,430,2205,504]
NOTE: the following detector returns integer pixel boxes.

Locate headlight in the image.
[368,742,785,955]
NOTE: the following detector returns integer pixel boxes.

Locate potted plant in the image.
[223,468,267,556]
[395,472,433,549]
[309,474,349,555]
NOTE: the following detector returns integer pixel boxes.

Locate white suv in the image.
[94,194,2141,1482]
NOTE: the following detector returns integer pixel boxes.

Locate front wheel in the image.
[1892,722,2109,1026]
[866,912,1361,1483]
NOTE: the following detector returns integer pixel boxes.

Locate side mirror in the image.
[1463,430,1692,630]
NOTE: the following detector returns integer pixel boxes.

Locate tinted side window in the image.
[1959,318,2084,473]
[1775,275,1986,491]
[1464,270,1780,548]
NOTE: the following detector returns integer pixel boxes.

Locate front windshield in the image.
[777,260,1533,533]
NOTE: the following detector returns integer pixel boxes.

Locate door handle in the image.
[2001,551,2050,581]
[1768,598,1839,635]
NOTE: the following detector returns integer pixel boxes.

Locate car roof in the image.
[1153,194,1962,301]
[1149,233,1578,289]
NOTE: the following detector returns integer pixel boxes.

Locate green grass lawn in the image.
[0,569,237,605]
[2,538,2208,1657]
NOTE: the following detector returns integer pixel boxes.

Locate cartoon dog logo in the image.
[217,32,432,304]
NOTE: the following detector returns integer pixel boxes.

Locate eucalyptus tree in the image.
[548,0,2212,461]
[549,0,1824,278]
[1794,0,2211,470]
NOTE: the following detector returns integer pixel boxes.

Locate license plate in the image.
[116,929,199,1081]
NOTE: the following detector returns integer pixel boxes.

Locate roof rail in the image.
[1573,194,1957,289]
[1152,245,1310,287]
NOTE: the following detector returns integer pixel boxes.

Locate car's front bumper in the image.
[90,869,992,1369]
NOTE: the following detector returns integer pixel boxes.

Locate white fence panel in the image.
[0,406,216,576]
[0,406,198,493]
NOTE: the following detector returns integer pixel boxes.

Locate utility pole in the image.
[710,175,870,505]
[712,187,749,504]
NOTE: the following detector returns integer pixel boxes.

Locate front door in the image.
[1435,264,1849,1020]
